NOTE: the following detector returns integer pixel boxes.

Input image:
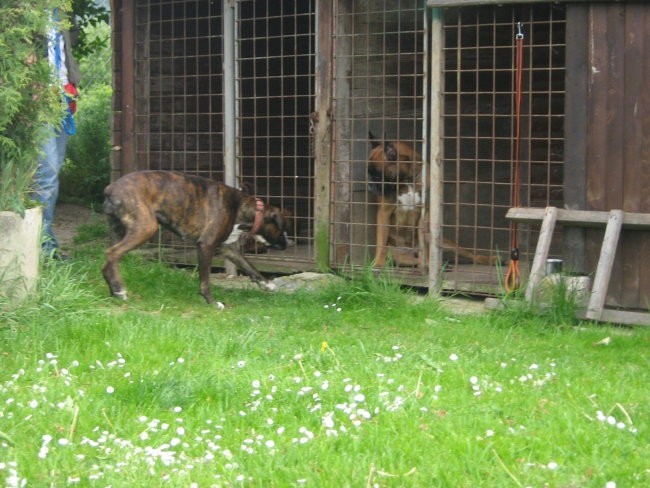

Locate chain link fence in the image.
[60,22,112,205]
[78,22,112,90]
[81,47,111,89]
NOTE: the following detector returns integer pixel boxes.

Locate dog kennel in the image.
[111,0,650,316]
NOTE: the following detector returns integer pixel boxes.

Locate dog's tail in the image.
[102,197,116,217]
[102,193,126,242]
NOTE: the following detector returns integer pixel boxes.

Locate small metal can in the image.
[545,258,563,275]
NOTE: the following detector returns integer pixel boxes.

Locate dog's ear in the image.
[239,181,253,195]
[384,141,398,162]
[264,206,278,220]
[267,206,291,230]
[369,131,381,148]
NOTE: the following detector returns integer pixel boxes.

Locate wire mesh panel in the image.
[236,0,316,266]
[442,4,566,294]
[331,0,427,282]
[135,0,223,176]
[134,0,224,258]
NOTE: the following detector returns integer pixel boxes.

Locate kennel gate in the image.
[329,0,566,294]
[129,0,317,270]
[119,0,567,295]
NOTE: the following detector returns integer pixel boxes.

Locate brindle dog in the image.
[368,132,497,267]
[102,170,289,308]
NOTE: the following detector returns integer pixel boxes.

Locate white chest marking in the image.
[224,225,244,245]
[224,225,272,246]
[397,186,421,210]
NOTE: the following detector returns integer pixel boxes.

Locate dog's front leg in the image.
[220,245,276,292]
[197,241,224,308]
[374,204,393,267]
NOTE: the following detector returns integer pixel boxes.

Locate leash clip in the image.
[516,22,524,39]
[510,247,520,261]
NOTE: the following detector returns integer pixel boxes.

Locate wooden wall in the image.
[577,2,650,310]
[109,0,122,182]
[109,0,136,181]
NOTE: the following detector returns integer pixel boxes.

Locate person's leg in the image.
[35,126,69,254]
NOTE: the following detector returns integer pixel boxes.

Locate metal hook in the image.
[516,22,524,39]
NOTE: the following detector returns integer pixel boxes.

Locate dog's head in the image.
[257,205,292,250]
[367,132,423,197]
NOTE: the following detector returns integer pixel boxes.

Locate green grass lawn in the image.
[1,231,649,487]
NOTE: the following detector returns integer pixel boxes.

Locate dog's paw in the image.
[214,301,226,310]
[260,281,277,292]
[113,290,128,301]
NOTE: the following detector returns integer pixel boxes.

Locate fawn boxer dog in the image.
[368,132,497,267]
[102,170,289,309]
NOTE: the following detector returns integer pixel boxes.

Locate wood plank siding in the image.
[427,1,624,6]
[584,2,650,310]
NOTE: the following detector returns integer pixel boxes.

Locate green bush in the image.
[77,22,111,87]
[60,83,111,205]
[0,1,68,214]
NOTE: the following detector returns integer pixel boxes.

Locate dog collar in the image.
[251,198,265,235]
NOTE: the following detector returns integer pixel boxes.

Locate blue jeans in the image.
[35,126,69,253]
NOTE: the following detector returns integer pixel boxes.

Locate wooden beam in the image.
[577,309,650,327]
[428,7,444,293]
[586,210,624,320]
[314,0,333,271]
[489,300,650,327]
[506,207,650,230]
[120,0,135,174]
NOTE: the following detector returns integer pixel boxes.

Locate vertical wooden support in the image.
[314,0,333,271]
[109,0,122,181]
[586,210,624,320]
[524,206,558,302]
[222,0,237,276]
[331,1,352,266]
[419,6,430,270]
[222,0,237,188]
[427,7,444,294]
[120,0,136,174]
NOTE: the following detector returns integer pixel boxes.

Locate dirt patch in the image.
[52,202,96,249]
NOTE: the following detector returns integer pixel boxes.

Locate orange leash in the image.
[505,22,524,292]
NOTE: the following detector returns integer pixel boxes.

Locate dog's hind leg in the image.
[106,214,126,243]
[102,219,158,300]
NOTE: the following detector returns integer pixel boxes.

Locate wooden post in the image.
[120,0,136,174]
[428,7,444,294]
[222,0,237,276]
[313,0,333,271]
[222,0,237,188]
